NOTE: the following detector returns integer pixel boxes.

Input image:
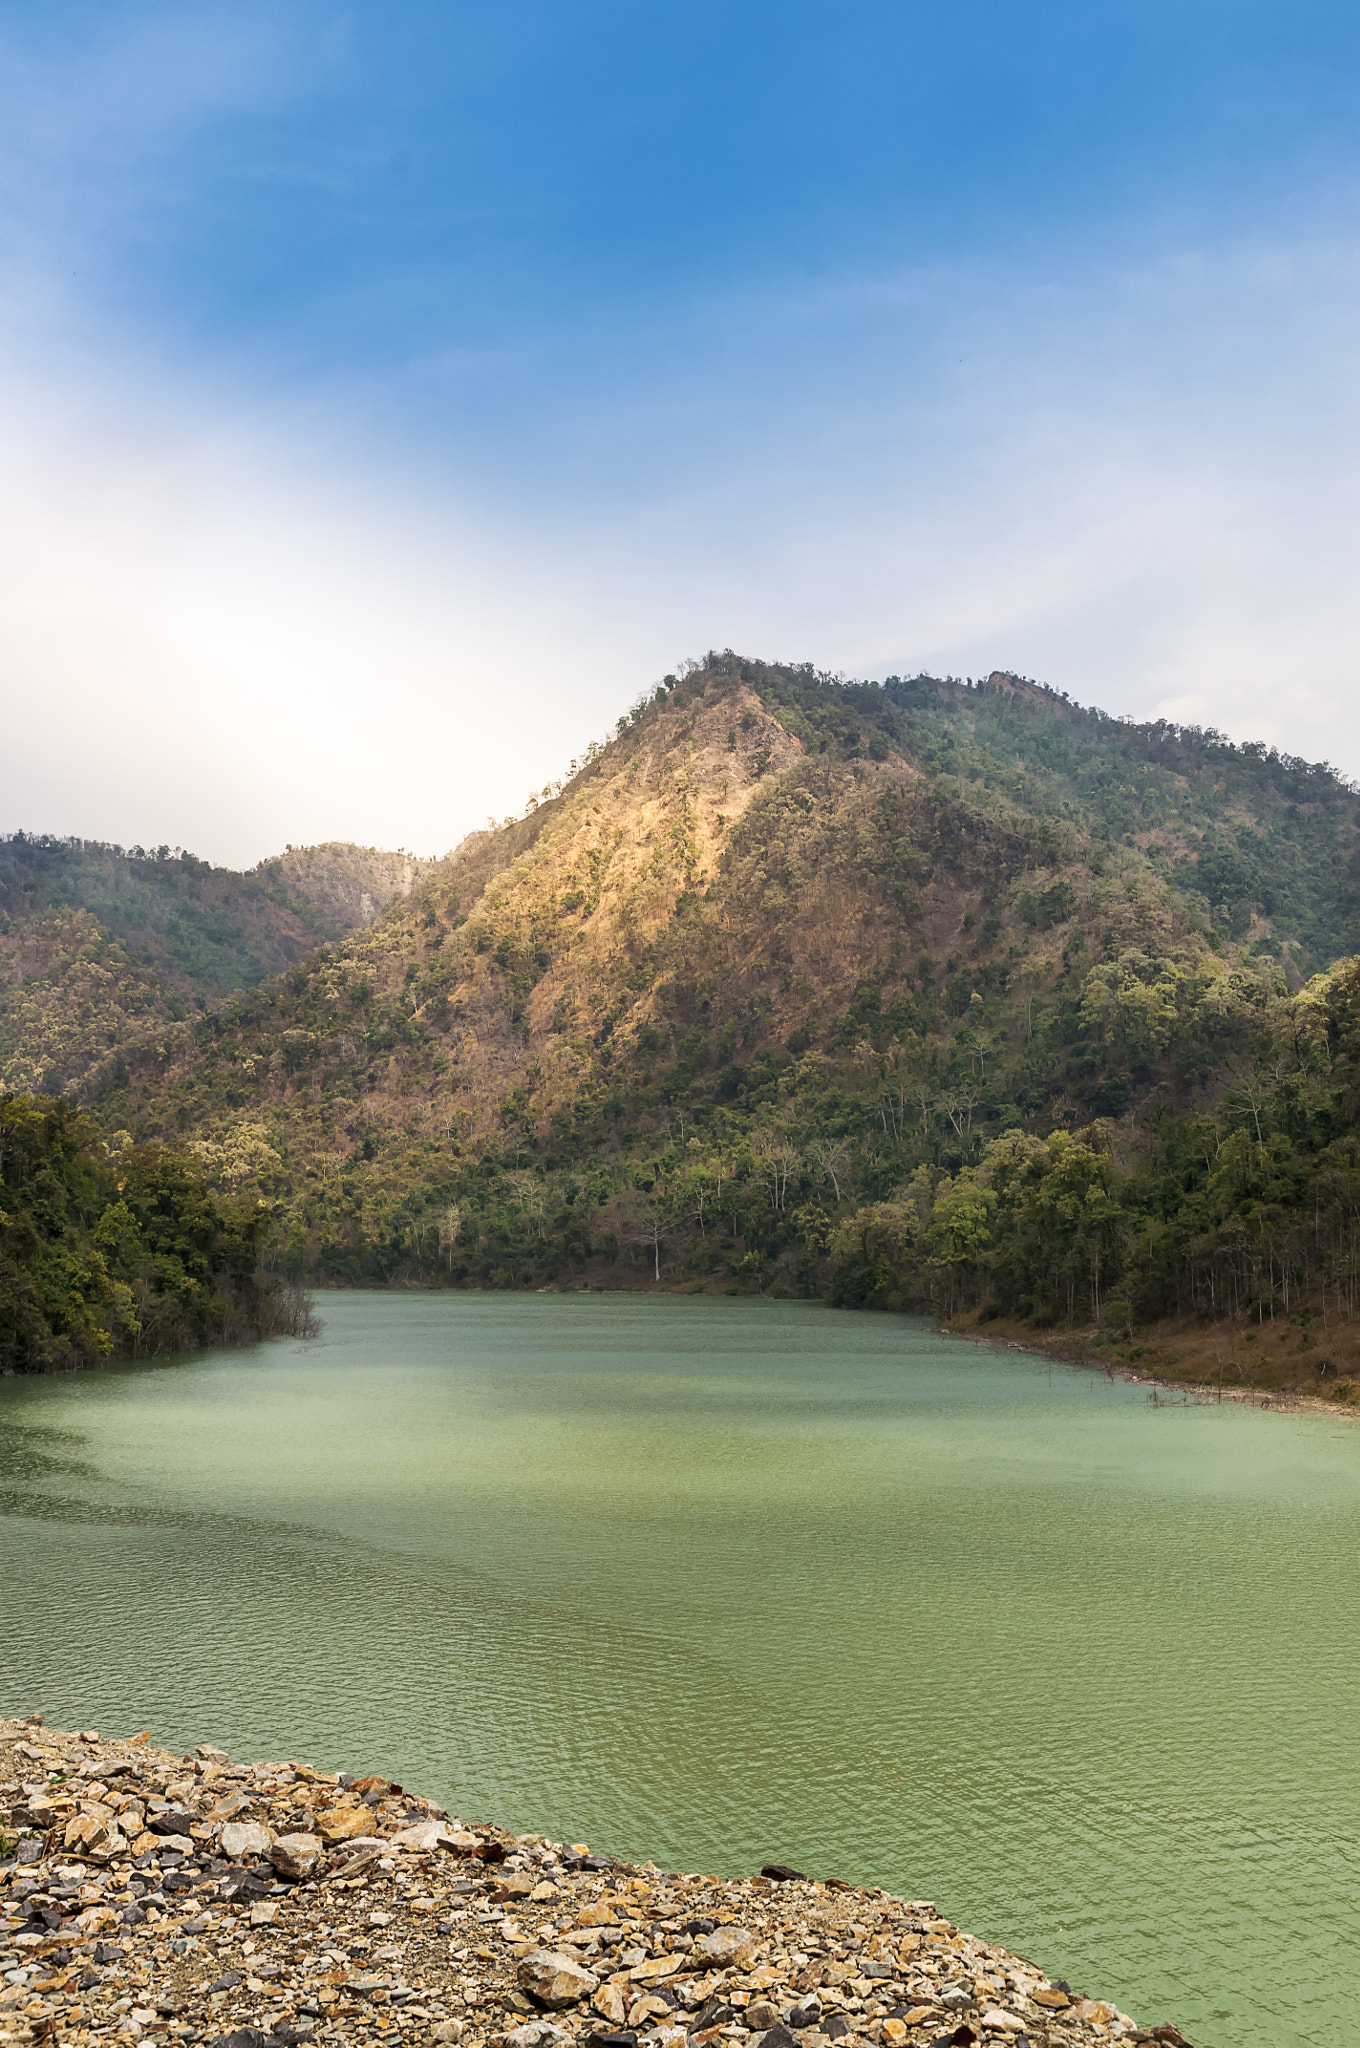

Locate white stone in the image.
[269,1832,322,1879]
[695,1927,756,1967]
[389,1819,460,1853]
[505,2023,571,2048]
[220,1820,273,1859]
[517,1950,600,2009]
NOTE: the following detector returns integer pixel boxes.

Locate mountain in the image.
[59,650,1360,1398]
[0,834,434,1096]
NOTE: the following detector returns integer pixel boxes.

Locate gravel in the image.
[0,1717,1191,2048]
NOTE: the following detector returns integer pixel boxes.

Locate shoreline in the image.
[0,1719,1184,2048]
[936,1313,1360,1424]
[11,1271,1360,1433]
[308,1278,1360,1421]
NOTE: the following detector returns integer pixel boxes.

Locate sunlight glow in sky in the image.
[4,2,1360,864]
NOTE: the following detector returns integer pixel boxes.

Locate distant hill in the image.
[251,843,435,942]
[71,652,1360,1398]
[0,835,434,1095]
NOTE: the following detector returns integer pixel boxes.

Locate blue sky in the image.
[4,1,1360,862]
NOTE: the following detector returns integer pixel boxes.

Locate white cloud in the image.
[0,362,664,866]
[5,221,1360,867]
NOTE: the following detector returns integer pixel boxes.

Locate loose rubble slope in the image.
[1,1720,1189,2048]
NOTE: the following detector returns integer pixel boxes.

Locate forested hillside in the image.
[69,652,1360,1395]
[0,1093,314,1371]
[0,835,432,1096]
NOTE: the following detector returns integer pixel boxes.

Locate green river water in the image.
[3,1294,1358,2047]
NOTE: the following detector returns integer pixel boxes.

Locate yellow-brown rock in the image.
[630,1953,682,1982]
[316,1802,373,1843]
[63,1812,126,1862]
[591,1982,627,2025]
[627,1994,673,2027]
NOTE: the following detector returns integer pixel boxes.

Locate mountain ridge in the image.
[9,650,1360,1393]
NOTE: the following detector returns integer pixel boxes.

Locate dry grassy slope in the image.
[181,683,813,1156]
[449,682,807,1100]
[436,689,955,1080]
[99,673,1208,1233]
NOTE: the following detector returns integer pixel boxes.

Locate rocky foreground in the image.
[1,1720,1188,2048]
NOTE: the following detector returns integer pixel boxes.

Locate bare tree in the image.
[402,1212,434,1266]
[878,1077,913,1143]
[1219,1055,1275,1146]
[438,1204,463,1273]
[681,1144,735,1237]
[938,1088,980,1140]
[914,1077,936,1135]
[808,1135,853,1203]
[1011,963,1045,1044]
[507,1170,547,1239]
[613,1178,682,1280]
[751,1130,800,1211]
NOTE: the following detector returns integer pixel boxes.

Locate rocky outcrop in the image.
[0,1717,1184,2048]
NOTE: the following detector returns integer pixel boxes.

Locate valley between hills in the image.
[7,649,1360,1397]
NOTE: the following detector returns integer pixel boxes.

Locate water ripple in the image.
[3,1293,1358,2048]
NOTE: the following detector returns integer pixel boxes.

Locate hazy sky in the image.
[4,2,1360,866]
